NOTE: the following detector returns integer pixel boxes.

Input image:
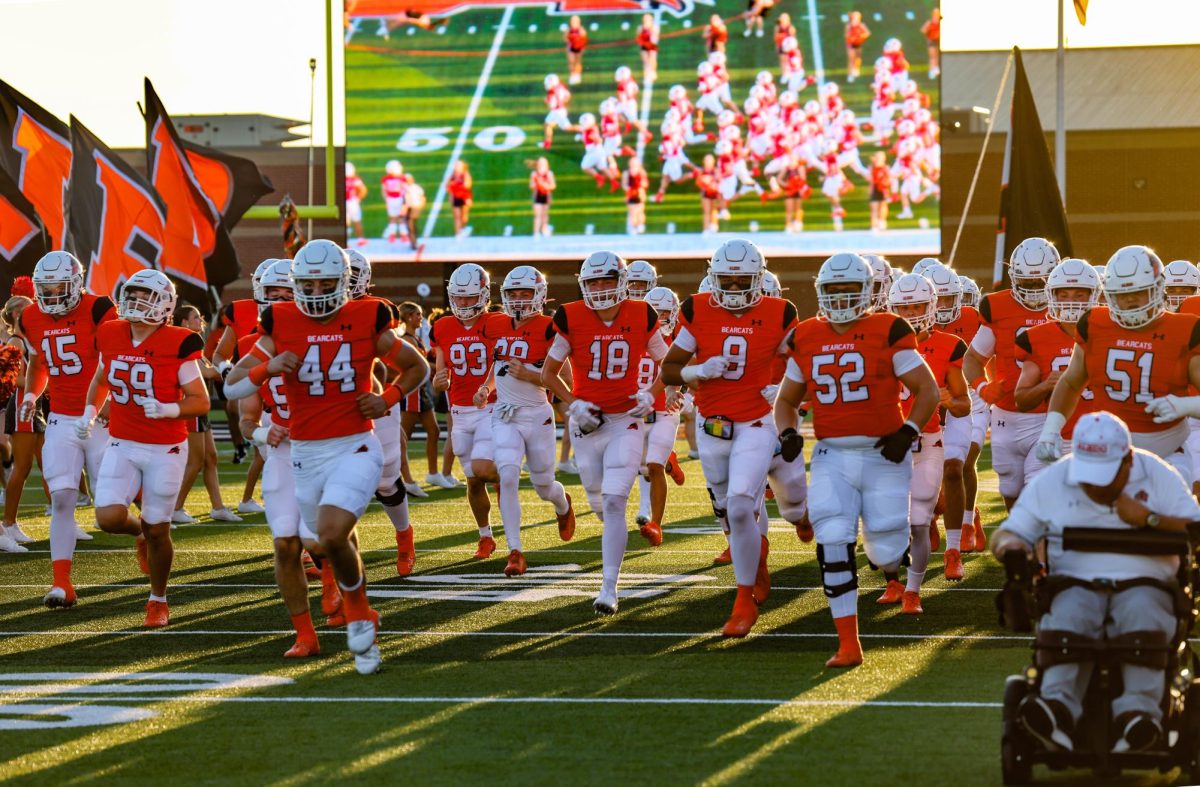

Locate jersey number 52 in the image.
[810,352,869,404]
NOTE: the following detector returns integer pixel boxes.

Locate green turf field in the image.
[345,0,940,242]
[0,418,1133,785]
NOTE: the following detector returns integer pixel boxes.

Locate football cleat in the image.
[326,610,347,627]
[753,536,771,603]
[960,523,976,552]
[504,549,527,577]
[136,537,150,575]
[635,515,649,527]
[43,585,77,609]
[794,512,814,543]
[557,494,576,541]
[346,609,380,655]
[665,452,686,485]
[474,535,497,559]
[593,582,619,615]
[713,546,732,565]
[354,644,382,675]
[974,519,987,551]
[944,548,964,581]
[900,591,923,615]
[74,525,93,541]
[722,588,759,638]
[876,580,904,604]
[395,528,415,577]
[639,520,662,547]
[302,552,320,580]
[284,638,320,658]
[144,600,169,628]
[825,647,864,668]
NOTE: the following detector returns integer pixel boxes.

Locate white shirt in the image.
[1001,448,1200,582]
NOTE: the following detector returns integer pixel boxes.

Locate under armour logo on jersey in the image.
[817,447,828,455]
[751,319,763,327]
[995,419,1006,427]
[1153,333,1166,341]
[168,446,181,455]
[853,333,865,340]
[341,324,354,331]
[621,325,632,332]
[292,461,303,469]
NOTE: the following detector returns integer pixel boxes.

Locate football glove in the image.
[760,384,780,404]
[1145,394,1200,424]
[1035,411,1066,463]
[681,355,730,383]
[18,393,37,423]
[567,399,601,431]
[74,405,97,440]
[628,390,656,418]
[779,427,803,463]
[495,402,519,423]
[875,422,919,463]
[141,399,181,420]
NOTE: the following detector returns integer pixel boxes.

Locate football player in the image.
[18,252,116,608]
[776,253,938,667]
[662,240,798,637]
[480,266,577,576]
[541,252,666,614]
[78,271,210,627]
[626,259,658,300]
[225,240,428,674]
[963,237,1056,509]
[1041,246,1200,484]
[1165,260,1200,493]
[431,264,500,558]
[635,286,686,545]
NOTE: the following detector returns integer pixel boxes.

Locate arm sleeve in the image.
[892,348,924,377]
[672,325,698,353]
[547,334,572,362]
[785,358,805,383]
[178,332,205,360]
[969,324,996,357]
[646,330,668,362]
[177,359,201,385]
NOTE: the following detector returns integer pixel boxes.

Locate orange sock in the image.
[734,584,756,611]
[320,563,336,591]
[52,559,73,589]
[833,615,862,654]
[340,580,371,622]
[291,610,317,641]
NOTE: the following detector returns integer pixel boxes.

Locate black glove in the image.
[779,427,803,463]
[874,423,918,463]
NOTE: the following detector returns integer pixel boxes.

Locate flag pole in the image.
[1056,0,1067,206]
[307,57,317,241]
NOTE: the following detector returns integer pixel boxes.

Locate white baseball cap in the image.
[1068,411,1133,486]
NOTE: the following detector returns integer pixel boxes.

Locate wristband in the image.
[971,377,987,392]
[381,384,404,408]
[680,365,703,384]
[21,392,36,406]
[1041,410,1066,436]
[249,363,270,386]
[251,426,271,447]
[81,404,97,423]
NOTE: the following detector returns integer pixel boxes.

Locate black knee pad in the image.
[375,481,407,507]
[816,542,858,599]
[706,487,727,521]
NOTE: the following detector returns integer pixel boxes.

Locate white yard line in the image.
[633,9,662,163]
[420,5,514,240]
[0,582,1009,592]
[804,0,826,86]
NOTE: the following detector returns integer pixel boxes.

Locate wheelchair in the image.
[996,525,1200,784]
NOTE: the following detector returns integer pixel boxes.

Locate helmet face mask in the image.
[815,253,873,324]
[119,271,176,324]
[291,240,351,318]
[1103,245,1165,329]
[708,239,765,311]
[1009,237,1060,310]
[1163,260,1200,311]
[888,273,936,332]
[257,259,295,308]
[958,276,981,309]
[578,251,628,311]
[501,265,547,320]
[760,271,782,298]
[862,254,893,312]
[447,263,492,321]
[32,251,85,316]
[924,264,962,325]
[625,260,658,301]
[1046,259,1100,323]
[644,286,679,336]
[344,248,372,300]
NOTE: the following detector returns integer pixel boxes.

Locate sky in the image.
[0,0,1196,148]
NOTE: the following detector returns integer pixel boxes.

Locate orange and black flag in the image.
[178,138,273,231]
[66,116,167,302]
[0,80,71,251]
[144,79,238,314]
[0,165,49,297]
[1074,0,1088,26]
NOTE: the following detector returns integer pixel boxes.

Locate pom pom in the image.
[0,344,24,406]
[10,277,33,300]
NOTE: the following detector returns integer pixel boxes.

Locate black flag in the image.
[179,139,274,231]
[994,47,1073,288]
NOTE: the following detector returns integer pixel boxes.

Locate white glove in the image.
[1145,394,1200,424]
[567,399,601,430]
[250,425,272,448]
[1035,411,1066,464]
[761,384,780,404]
[75,405,97,440]
[628,390,656,418]
[18,392,36,423]
[216,360,233,380]
[141,399,181,420]
[495,402,519,423]
[681,355,730,384]
[665,388,685,412]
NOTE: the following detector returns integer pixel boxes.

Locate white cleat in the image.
[172,509,198,525]
[404,482,429,499]
[0,534,27,553]
[43,586,75,609]
[425,473,454,489]
[76,494,92,508]
[74,525,93,541]
[556,459,579,475]
[209,507,243,523]
[346,615,379,655]
[593,582,619,616]
[440,474,462,489]
[354,644,382,675]
[237,500,265,514]
[6,524,34,543]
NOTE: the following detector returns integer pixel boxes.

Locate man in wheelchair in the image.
[991,411,1200,757]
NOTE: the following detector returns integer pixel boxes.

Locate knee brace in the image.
[706,487,728,521]
[816,542,858,599]
[375,481,407,507]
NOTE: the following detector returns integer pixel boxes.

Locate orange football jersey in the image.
[977,290,1048,411]
[1014,321,1093,438]
[97,321,204,444]
[257,299,392,441]
[1076,306,1200,433]
[943,304,981,345]
[552,299,659,414]
[430,312,496,408]
[678,295,798,422]
[220,299,260,339]
[902,329,965,433]
[20,293,116,416]
[237,332,289,426]
[1178,295,1200,317]
[788,312,919,440]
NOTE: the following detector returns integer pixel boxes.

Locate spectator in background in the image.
[397,302,440,494]
[623,157,648,235]
[744,0,773,38]
[845,10,870,82]
[402,173,425,251]
[565,16,587,85]
[0,295,45,551]
[921,8,941,79]
[529,157,556,238]
[382,159,408,245]
[171,305,241,525]
[636,13,659,82]
[704,14,728,53]
[869,150,893,231]
[448,160,473,240]
[774,12,797,73]
[345,162,368,248]
[695,154,721,234]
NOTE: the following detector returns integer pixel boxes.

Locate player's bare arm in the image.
[1013,358,1058,412]
[211,324,238,371]
[432,346,450,392]
[899,361,939,431]
[1046,345,1088,421]
[943,363,971,418]
[175,374,212,418]
[18,350,48,421]
[539,354,574,405]
[962,345,991,390]
[357,328,430,419]
[659,343,695,387]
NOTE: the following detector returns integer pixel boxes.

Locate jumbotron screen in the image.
[344,0,940,261]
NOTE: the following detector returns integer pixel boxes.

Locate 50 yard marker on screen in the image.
[344,0,941,261]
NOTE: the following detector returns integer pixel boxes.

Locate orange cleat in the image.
[395,528,415,577]
[929,520,940,552]
[284,638,320,658]
[557,494,576,541]
[302,551,320,580]
[960,523,976,552]
[944,548,964,581]
[326,611,346,627]
[639,520,663,547]
[504,549,527,577]
[826,648,864,668]
[974,519,987,552]
[43,584,77,609]
[666,452,685,485]
[474,535,497,559]
[753,536,771,603]
[713,546,732,565]
[901,591,923,615]
[722,586,759,638]
[765,485,775,500]
[136,537,150,575]
[827,616,864,667]
[876,579,904,604]
[794,512,814,543]
[144,600,169,628]
[320,573,342,617]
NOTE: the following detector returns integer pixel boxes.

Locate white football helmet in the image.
[644,286,680,335]
[344,248,372,299]
[708,239,765,311]
[600,97,618,116]
[925,264,963,325]
[862,254,893,311]
[501,265,547,320]
[252,258,281,306]
[447,263,491,321]
[698,274,713,294]
[958,275,981,309]
[615,65,632,83]
[815,253,873,324]
[1103,245,1165,329]
[698,62,714,77]
[708,51,725,67]
[257,259,293,298]
[119,269,176,324]
[32,251,84,315]
[1163,260,1200,311]
[1008,237,1060,309]
[291,240,350,318]
[544,73,560,90]
[626,260,658,300]
[578,251,628,310]
[888,273,936,332]
[912,257,942,278]
[1092,264,1107,293]
[884,37,902,53]
[345,162,356,178]
[761,270,783,298]
[385,160,403,177]
[1045,258,1100,324]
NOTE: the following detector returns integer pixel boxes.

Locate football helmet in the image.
[579,112,596,128]
[345,162,356,178]
[744,97,761,116]
[925,264,963,325]
[615,65,632,83]
[862,254,893,311]
[883,37,902,53]
[501,265,547,320]
[1163,260,1200,311]
[1008,237,1060,309]
[761,270,783,298]
[1045,258,1100,324]
[958,275,981,309]
[1103,245,1165,329]
[578,251,628,310]
[698,62,714,77]
[447,263,492,321]
[544,73,560,90]
[385,160,403,177]
[626,260,658,299]
[644,286,680,335]
[709,239,765,311]
[815,253,873,324]
[601,97,618,116]
[708,51,726,67]
[291,240,350,318]
[1092,264,1107,293]
[698,274,713,294]
[912,257,942,278]
[119,269,176,324]
[252,258,282,306]
[344,248,372,299]
[32,251,84,315]
[888,273,936,332]
[256,259,294,304]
